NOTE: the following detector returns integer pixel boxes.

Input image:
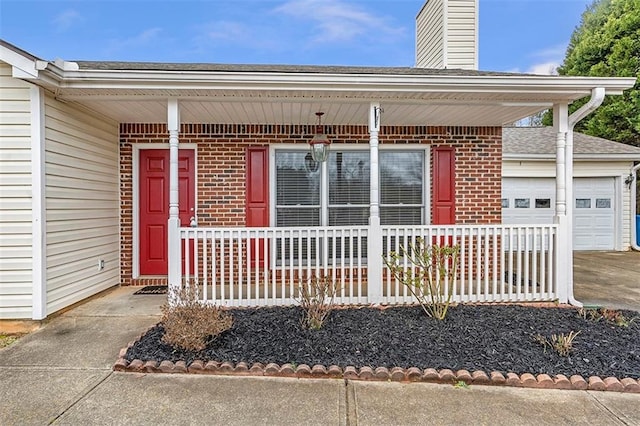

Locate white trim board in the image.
[31,85,46,320]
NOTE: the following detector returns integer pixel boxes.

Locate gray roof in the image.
[1,38,528,76]
[503,127,640,157]
[73,60,531,76]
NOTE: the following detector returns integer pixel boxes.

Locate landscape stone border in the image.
[114,326,640,393]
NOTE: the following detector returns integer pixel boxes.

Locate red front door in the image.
[139,149,195,275]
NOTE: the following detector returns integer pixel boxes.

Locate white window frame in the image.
[269,144,430,227]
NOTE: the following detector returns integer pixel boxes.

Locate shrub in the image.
[160,282,233,351]
[533,330,581,357]
[297,275,339,329]
[384,238,460,320]
[578,307,636,327]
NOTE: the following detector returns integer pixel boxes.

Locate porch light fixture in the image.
[625,173,635,188]
[309,112,330,162]
[304,152,319,173]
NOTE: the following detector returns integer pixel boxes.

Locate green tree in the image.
[542,0,640,147]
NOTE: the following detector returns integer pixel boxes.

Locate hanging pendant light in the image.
[309,112,330,162]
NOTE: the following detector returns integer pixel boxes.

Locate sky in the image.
[0,0,593,74]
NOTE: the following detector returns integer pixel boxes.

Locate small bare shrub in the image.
[533,330,581,357]
[297,275,339,329]
[161,283,233,351]
[578,307,636,327]
[384,238,460,320]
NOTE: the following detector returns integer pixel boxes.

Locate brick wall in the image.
[426,126,502,223]
[119,123,501,285]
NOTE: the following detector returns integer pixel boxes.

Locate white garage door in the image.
[502,177,615,250]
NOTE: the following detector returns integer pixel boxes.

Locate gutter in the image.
[631,163,640,251]
[30,65,638,95]
[566,87,606,308]
[503,153,640,161]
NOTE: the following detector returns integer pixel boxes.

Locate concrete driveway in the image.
[574,251,640,312]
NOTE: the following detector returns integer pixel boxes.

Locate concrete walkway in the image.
[2,282,639,425]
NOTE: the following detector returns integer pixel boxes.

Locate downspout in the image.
[566,87,606,307]
[631,163,640,251]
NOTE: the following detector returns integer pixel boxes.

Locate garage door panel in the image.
[503,177,615,251]
[592,216,614,228]
[574,235,591,247]
[573,218,593,229]
[594,236,613,249]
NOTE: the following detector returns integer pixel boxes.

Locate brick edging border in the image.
[114,327,640,393]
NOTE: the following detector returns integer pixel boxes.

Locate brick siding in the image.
[119,123,501,285]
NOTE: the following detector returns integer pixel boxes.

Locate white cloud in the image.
[191,20,281,55]
[105,28,163,55]
[52,9,82,32]
[130,28,163,45]
[201,21,251,43]
[530,44,567,59]
[522,43,567,75]
[526,61,559,75]
[273,0,405,44]
[188,1,408,63]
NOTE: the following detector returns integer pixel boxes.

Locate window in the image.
[501,198,509,208]
[328,151,370,226]
[275,149,425,227]
[596,198,611,209]
[275,152,320,261]
[380,151,424,225]
[535,198,551,208]
[274,148,426,264]
[515,198,530,208]
[576,198,591,209]
[275,151,320,226]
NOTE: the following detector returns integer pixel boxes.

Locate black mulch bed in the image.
[125,304,640,379]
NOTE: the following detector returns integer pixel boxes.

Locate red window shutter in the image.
[246,147,269,226]
[432,146,456,225]
[246,147,269,268]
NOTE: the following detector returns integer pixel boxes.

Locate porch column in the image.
[553,103,569,303]
[167,99,181,295]
[368,102,383,303]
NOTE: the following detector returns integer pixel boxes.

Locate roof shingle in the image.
[503,127,640,157]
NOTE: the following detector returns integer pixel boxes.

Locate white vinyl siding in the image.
[44,94,119,315]
[416,0,445,69]
[416,0,477,70]
[503,159,635,250]
[445,0,477,69]
[0,63,34,318]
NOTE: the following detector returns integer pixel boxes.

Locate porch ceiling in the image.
[71,95,548,126]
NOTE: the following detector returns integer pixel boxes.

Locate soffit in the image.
[56,88,580,126]
[43,66,635,126]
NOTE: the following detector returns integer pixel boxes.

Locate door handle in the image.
[190,207,197,227]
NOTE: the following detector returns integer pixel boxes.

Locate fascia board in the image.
[44,69,637,95]
[0,46,65,91]
[0,44,38,77]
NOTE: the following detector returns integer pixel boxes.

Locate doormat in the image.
[133,285,168,295]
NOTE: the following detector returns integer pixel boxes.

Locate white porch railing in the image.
[178,224,559,307]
